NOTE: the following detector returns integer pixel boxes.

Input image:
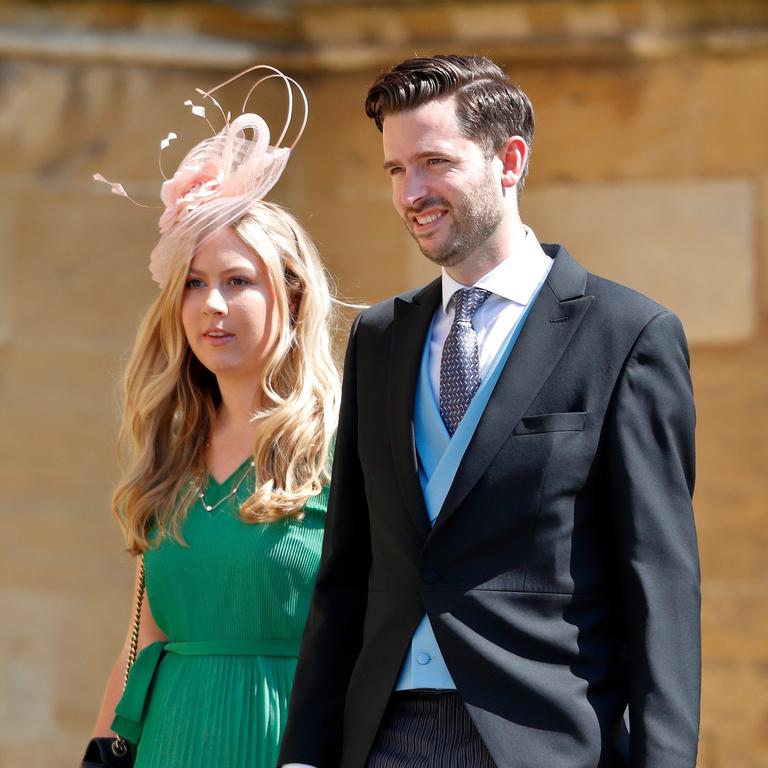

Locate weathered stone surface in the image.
[700,661,768,768]
[0,590,61,744]
[521,60,704,183]
[522,179,757,343]
[0,2,766,766]
[294,72,415,302]
[759,177,768,323]
[518,55,768,187]
[702,584,768,662]
[692,339,768,599]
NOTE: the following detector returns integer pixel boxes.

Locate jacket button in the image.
[416,652,431,665]
[422,569,439,585]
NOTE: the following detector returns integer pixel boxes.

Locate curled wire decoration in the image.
[91,173,156,208]
[92,64,308,288]
[158,132,178,181]
[203,63,309,150]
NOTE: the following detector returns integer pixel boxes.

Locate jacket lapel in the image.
[389,278,442,539]
[433,245,594,533]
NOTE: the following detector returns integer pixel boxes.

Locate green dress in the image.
[112,460,327,768]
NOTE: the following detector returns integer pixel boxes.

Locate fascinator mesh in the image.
[94,65,307,288]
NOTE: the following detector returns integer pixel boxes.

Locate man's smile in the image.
[411,208,449,233]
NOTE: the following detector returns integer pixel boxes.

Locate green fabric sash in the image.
[111,638,300,743]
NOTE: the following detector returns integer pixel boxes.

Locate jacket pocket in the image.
[513,411,587,435]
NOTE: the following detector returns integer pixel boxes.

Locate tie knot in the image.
[453,288,490,323]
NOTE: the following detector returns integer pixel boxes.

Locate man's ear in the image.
[499,136,528,190]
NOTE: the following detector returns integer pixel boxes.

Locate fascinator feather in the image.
[94,65,307,288]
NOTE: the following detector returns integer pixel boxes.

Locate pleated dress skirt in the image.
[134,654,297,768]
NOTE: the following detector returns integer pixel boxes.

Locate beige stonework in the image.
[700,662,768,768]
[759,176,768,328]
[0,2,766,766]
[522,179,757,343]
[0,591,61,743]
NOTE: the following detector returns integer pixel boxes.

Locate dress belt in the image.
[111,638,300,743]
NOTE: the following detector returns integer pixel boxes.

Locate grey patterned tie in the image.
[439,287,491,436]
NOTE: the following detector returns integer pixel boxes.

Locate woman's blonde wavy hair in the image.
[112,201,340,554]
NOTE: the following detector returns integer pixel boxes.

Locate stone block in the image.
[694,59,768,176]
[522,179,756,343]
[0,204,11,347]
[702,584,768,663]
[0,590,61,745]
[759,177,768,319]
[449,4,534,41]
[0,7,766,767]
[520,56,768,185]
[690,340,768,583]
[520,61,704,183]
[300,6,407,45]
[700,661,768,768]
[297,73,423,303]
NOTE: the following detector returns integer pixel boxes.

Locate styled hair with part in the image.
[365,54,535,190]
[112,201,340,554]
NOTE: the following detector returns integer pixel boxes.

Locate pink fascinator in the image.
[94,65,308,288]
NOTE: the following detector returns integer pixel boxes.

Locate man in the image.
[279,55,700,768]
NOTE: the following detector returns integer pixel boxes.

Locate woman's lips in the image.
[202,329,234,346]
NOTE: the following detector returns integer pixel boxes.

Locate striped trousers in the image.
[367,691,497,767]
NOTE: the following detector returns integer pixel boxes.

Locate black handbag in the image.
[81,556,145,768]
[81,736,134,767]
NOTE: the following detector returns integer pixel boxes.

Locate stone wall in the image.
[0,2,766,766]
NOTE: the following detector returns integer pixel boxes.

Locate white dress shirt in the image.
[429,226,552,401]
[281,228,552,768]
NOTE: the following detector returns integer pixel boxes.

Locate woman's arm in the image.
[90,558,167,736]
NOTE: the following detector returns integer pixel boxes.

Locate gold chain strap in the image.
[112,554,146,758]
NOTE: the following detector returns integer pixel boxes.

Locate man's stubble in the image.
[405,164,504,273]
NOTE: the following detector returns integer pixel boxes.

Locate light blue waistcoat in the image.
[395,291,540,690]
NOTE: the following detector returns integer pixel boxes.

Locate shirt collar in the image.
[441,226,552,312]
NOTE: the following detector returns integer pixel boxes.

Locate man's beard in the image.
[405,170,503,269]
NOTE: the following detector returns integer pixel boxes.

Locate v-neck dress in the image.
[113,460,328,768]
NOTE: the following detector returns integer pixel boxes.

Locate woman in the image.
[85,68,339,768]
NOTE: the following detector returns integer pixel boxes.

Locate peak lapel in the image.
[389,278,442,539]
[433,246,593,533]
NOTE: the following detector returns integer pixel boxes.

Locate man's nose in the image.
[398,169,427,210]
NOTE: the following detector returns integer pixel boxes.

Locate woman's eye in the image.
[230,277,251,287]
[185,278,204,289]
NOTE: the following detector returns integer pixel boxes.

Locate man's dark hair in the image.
[365,54,535,190]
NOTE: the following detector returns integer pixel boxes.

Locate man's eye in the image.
[426,158,447,166]
[388,167,404,177]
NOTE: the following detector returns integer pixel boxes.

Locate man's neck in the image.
[445,218,528,287]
